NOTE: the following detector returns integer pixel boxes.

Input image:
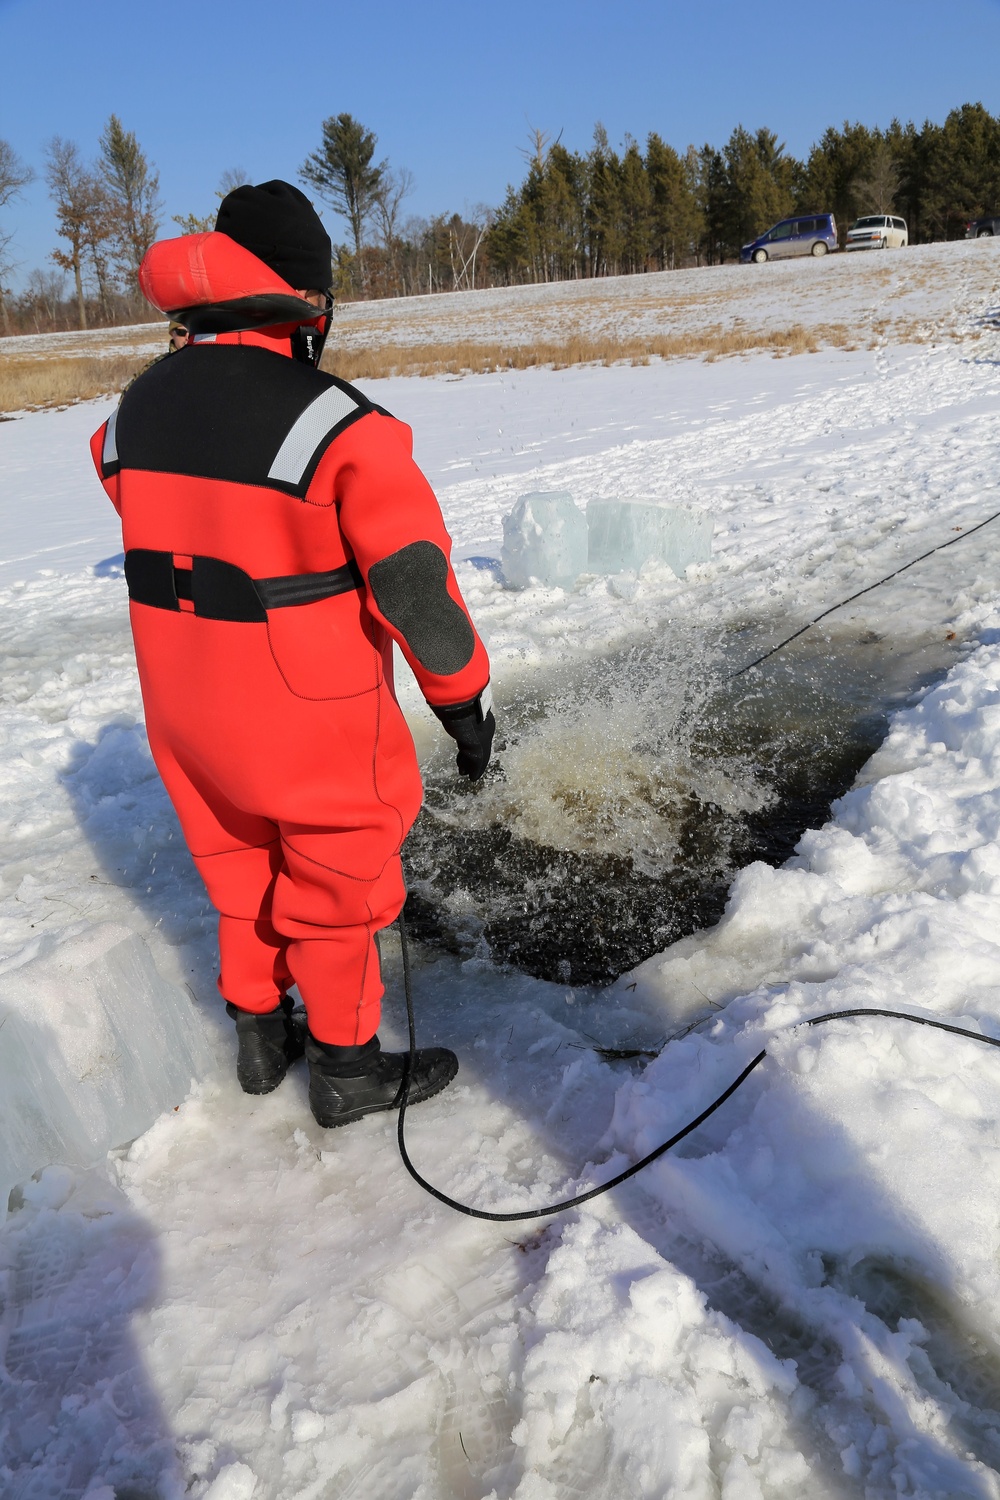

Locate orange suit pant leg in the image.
[147,733,293,1012]
[272,825,408,1046]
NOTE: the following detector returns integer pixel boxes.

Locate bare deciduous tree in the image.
[853,139,900,214]
[218,166,251,197]
[372,166,414,250]
[0,139,34,330]
[518,124,562,172]
[371,166,413,291]
[173,168,254,237]
[450,204,492,290]
[45,137,111,329]
[23,267,66,330]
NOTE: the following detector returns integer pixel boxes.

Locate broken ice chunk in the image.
[0,923,215,1213]
[587,499,713,576]
[500,491,588,589]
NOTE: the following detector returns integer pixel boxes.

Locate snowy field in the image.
[319,237,1000,352]
[1,321,167,362]
[4,242,1000,1497]
[4,237,1000,371]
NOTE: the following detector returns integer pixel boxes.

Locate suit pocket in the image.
[265,590,383,700]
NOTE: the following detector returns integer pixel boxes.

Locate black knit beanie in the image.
[215,180,332,290]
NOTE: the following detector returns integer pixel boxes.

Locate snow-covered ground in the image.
[1,321,167,361]
[4,245,1000,1498]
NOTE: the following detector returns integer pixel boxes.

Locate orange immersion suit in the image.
[91,232,490,1045]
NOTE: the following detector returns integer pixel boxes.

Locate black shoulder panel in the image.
[112,345,377,497]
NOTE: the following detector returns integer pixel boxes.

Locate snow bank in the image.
[583,626,1000,1493]
[0,922,213,1211]
[512,1218,811,1498]
[301,239,999,353]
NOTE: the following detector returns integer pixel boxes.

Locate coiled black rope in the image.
[731,504,1000,677]
[395,912,1000,1223]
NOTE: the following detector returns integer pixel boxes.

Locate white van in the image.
[846,215,908,250]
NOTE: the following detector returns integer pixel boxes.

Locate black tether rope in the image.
[731,504,1000,677]
[395,912,1000,1222]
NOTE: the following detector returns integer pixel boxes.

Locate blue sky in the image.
[2,0,1000,291]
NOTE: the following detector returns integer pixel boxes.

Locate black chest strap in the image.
[124,549,363,621]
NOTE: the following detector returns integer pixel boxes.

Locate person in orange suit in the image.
[92,181,494,1127]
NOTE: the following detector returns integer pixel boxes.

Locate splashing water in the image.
[405,620,962,985]
[435,635,773,879]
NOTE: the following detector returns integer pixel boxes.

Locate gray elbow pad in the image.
[368,540,475,675]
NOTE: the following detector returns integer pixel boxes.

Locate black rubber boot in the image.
[306,1032,458,1128]
[226,996,306,1095]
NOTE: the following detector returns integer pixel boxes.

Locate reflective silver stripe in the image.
[479,682,493,717]
[267,385,361,485]
[102,406,119,467]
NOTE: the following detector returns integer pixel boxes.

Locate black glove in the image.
[431,684,496,781]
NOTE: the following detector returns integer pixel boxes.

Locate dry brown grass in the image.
[321,323,868,381]
[0,352,153,414]
[0,314,935,414]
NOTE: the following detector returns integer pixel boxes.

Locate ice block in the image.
[587,499,713,576]
[501,491,588,589]
[0,924,216,1212]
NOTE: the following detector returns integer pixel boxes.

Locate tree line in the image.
[485,103,1000,282]
[277,102,1000,292]
[1,117,164,334]
[2,101,999,334]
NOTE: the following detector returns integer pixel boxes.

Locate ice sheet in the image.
[4,246,1000,1496]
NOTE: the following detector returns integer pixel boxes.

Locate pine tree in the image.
[720,126,797,257]
[620,137,652,273]
[884,119,923,239]
[484,185,530,285]
[646,134,701,269]
[301,115,385,290]
[922,103,1000,238]
[98,115,162,293]
[543,145,587,280]
[587,124,625,276]
[692,145,728,264]
[798,123,876,239]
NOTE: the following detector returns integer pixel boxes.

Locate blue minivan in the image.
[740,214,838,263]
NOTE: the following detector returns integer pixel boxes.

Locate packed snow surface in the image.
[4,241,1000,1497]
